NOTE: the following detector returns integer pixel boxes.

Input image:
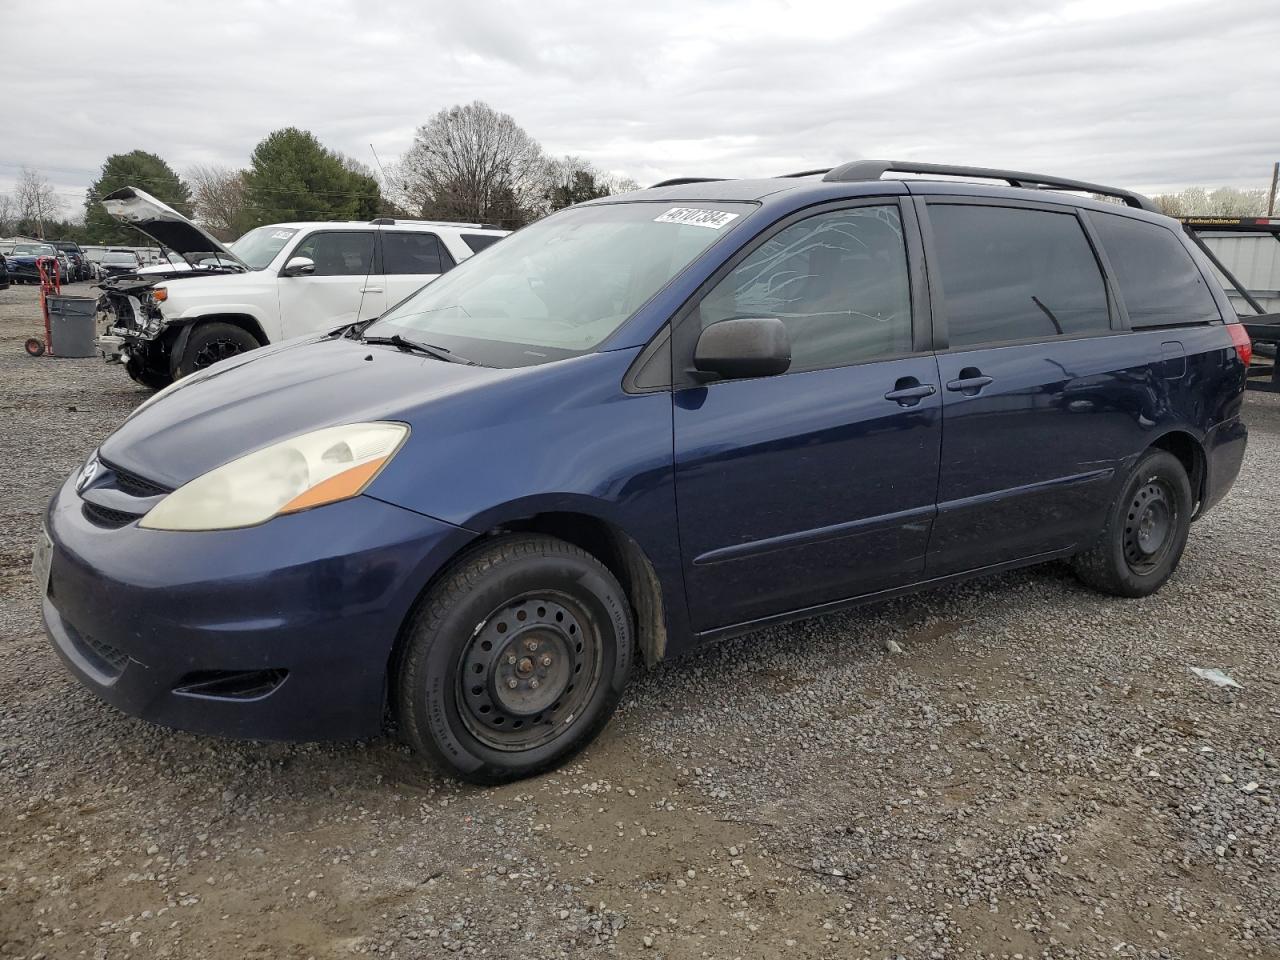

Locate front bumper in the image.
[42,474,473,740]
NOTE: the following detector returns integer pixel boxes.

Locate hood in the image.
[99,337,505,489]
[101,186,247,269]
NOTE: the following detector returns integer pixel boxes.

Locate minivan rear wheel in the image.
[396,535,633,784]
[1071,449,1192,598]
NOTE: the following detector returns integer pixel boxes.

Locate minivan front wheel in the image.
[397,535,633,783]
[1072,449,1192,598]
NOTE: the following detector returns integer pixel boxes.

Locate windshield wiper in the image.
[362,333,478,365]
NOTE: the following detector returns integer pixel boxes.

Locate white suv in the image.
[96,186,508,387]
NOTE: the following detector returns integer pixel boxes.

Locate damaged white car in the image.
[96,187,508,387]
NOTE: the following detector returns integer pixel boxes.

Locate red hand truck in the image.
[24,256,62,357]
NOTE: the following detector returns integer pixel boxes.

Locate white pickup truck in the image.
[96,186,508,387]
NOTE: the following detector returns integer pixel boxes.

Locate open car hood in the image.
[101,186,247,269]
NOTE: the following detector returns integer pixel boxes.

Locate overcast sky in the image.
[3,0,1277,219]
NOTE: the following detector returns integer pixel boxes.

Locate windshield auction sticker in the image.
[654,208,740,229]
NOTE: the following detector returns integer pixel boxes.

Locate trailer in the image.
[1182,216,1280,392]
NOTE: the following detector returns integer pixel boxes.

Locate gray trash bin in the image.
[46,296,99,358]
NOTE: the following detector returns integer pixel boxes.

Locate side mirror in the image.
[282,256,316,277]
[693,317,791,380]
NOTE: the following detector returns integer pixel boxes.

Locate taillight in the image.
[1227,323,1252,367]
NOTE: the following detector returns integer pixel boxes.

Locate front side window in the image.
[292,231,374,277]
[929,204,1110,348]
[1092,214,1220,327]
[368,201,751,367]
[381,232,454,275]
[698,205,913,372]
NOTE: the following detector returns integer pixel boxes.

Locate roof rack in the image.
[815,160,1159,213]
[368,217,497,229]
[649,177,726,188]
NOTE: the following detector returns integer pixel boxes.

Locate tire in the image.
[397,535,634,784]
[173,321,260,379]
[1072,449,1193,598]
[126,354,172,390]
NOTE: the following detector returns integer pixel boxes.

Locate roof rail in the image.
[649,177,726,188]
[368,217,497,229]
[820,160,1159,213]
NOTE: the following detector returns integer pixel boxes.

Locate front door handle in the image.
[361,287,383,294]
[945,368,994,395]
[884,379,937,406]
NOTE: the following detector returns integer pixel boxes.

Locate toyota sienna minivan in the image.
[38,161,1249,783]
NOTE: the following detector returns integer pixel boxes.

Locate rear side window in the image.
[1092,214,1220,327]
[698,205,913,373]
[381,232,455,275]
[462,233,503,254]
[929,204,1110,348]
[293,231,374,277]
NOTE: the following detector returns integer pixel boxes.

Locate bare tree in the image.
[538,156,640,214]
[15,166,59,238]
[0,192,16,235]
[396,101,547,226]
[187,163,251,239]
[1153,186,1268,217]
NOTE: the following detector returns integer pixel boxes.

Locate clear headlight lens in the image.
[140,422,409,531]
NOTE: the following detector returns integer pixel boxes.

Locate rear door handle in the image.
[884,380,936,406]
[361,287,383,294]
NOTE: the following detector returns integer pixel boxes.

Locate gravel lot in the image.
[1,281,1277,959]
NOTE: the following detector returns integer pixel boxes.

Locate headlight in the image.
[140,422,409,531]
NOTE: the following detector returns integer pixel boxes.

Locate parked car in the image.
[50,240,88,281]
[37,161,1249,784]
[97,249,141,279]
[95,186,509,388]
[0,253,9,290]
[5,241,60,283]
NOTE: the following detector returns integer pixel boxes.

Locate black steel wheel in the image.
[458,594,601,752]
[1072,449,1192,598]
[1122,478,1176,576]
[173,321,261,379]
[397,535,633,783]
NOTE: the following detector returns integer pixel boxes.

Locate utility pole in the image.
[1269,161,1278,217]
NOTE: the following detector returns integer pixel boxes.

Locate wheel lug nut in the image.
[525,639,538,652]
[529,679,539,689]
[507,656,517,665]
[507,679,518,689]
[541,656,552,667]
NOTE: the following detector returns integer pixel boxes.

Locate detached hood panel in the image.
[101,186,247,268]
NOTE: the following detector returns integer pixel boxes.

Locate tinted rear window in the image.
[1093,214,1220,327]
[382,232,454,275]
[929,204,1110,348]
[462,233,503,254]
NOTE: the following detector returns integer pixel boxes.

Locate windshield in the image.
[104,252,137,264]
[366,201,751,367]
[15,244,57,256]
[230,226,299,270]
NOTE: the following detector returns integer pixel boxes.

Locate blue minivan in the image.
[38,162,1249,782]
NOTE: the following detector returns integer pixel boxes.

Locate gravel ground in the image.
[1,281,1277,959]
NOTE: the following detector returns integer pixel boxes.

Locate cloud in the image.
[1,0,1276,218]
